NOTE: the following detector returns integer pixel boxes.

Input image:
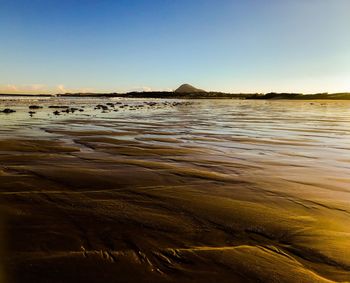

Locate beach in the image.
[0,97,349,282]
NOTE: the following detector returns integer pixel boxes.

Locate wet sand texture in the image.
[0,99,350,282]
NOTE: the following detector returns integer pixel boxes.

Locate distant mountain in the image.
[175,84,206,93]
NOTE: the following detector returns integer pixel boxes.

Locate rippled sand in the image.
[0,98,350,282]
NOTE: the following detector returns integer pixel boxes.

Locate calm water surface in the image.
[1,98,350,185]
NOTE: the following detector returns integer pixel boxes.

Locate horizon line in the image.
[0,90,349,96]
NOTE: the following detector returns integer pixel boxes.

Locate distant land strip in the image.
[1,91,350,100]
[1,83,350,100]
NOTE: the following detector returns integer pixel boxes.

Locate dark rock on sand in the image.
[49,105,69,109]
[95,104,109,111]
[29,105,43,109]
[1,108,16,114]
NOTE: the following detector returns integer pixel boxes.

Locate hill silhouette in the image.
[175,84,206,93]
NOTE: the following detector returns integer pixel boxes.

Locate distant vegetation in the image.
[50,91,250,99]
[121,91,251,99]
[247,92,350,100]
[1,83,349,100]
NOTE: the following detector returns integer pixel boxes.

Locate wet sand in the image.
[0,98,350,282]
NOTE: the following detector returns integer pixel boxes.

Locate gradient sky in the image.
[1,0,349,94]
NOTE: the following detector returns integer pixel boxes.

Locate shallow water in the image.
[0,98,350,282]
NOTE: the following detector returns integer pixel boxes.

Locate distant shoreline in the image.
[1,91,350,100]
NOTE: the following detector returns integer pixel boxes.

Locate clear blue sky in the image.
[1,0,349,94]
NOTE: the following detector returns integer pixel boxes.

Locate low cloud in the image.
[5,84,18,92]
[56,84,67,93]
[141,86,152,92]
[127,86,172,92]
[0,84,94,94]
[127,86,153,92]
[0,84,47,93]
[56,85,94,93]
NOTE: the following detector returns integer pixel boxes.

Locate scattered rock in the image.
[95,104,109,111]
[49,105,69,109]
[29,105,43,109]
[1,108,16,114]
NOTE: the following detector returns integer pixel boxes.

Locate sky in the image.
[0,0,349,94]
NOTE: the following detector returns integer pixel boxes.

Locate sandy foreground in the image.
[0,98,349,282]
